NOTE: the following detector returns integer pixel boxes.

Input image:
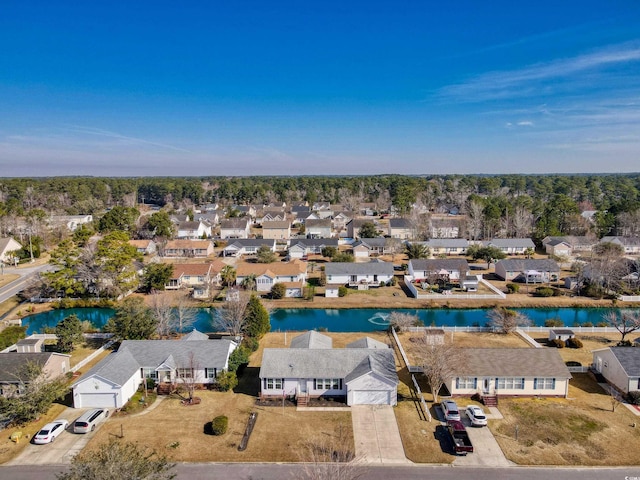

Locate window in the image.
[314,378,341,390]
[265,378,283,389]
[534,378,556,390]
[142,368,158,380]
[177,368,193,379]
[456,377,476,389]
[496,377,525,390]
[205,368,217,379]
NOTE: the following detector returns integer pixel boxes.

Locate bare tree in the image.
[151,291,174,337]
[176,352,202,404]
[388,312,419,332]
[213,291,250,338]
[512,205,534,238]
[385,237,403,262]
[603,310,640,343]
[466,200,484,241]
[173,292,198,332]
[410,340,466,403]
[487,307,530,334]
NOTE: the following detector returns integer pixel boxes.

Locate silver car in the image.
[34,419,68,444]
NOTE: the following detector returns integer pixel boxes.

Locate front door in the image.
[299,380,307,394]
[483,378,491,394]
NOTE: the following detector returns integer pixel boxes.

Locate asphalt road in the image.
[0,263,52,304]
[2,463,639,480]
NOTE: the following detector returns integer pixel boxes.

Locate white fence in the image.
[621,295,640,302]
[407,325,620,334]
[403,276,505,300]
[71,340,115,373]
[411,374,432,422]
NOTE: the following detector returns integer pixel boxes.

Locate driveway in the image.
[6,407,103,466]
[351,405,410,464]
[452,407,511,467]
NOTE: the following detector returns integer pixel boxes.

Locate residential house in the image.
[262,221,291,240]
[447,348,571,400]
[180,218,203,233]
[220,219,251,239]
[359,202,377,217]
[291,205,311,219]
[196,212,220,226]
[332,211,353,234]
[408,259,470,284]
[0,352,70,397]
[542,236,596,256]
[288,239,339,259]
[324,261,394,289]
[0,237,22,264]
[312,202,334,219]
[163,240,214,258]
[222,239,276,257]
[388,218,413,239]
[423,238,469,256]
[592,347,640,394]
[429,216,460,238]
[259,331,398,405]
[484,238,535,255]
[494,259,560,283]
[165,263,213,298]
[352,238,392,258]
[600,236,640,255]
[232,205,257,218]
[305,219,332,239]
[72,335,237,408]
[257,209,286,225]
[291,330,333,349]
[128,239,157,256]
[48,214,93,232]
[235,260,307,294]
[346,219,379,239]
[295,211,320,225]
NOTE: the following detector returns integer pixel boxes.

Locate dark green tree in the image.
[147,211,174,238]
[55,314,84,353]
[467,245,506,268]
[321,246,337,258]
[358,222,378,238]
[97,206,140,233]
[405,243,430,259]
[141,263,175,293]
[45,239,85,297]
[72,224,93,247]
[243,295,270,339]
[256,245,278,263]
[270,282,286,299]
[105,296,157,340]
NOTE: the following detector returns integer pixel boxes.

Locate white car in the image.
[465,405,487,427]
[33,419,69,444]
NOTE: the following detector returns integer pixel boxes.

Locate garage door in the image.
[78,393,117,408]
[352,390,390,405]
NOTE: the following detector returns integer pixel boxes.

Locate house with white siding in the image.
[177,220,212,239]
[163,240,214,258]
[592,347,640,394]
[0,237,22,264]
[305,219,332,239]
[324,261,394,289]
[128,239,157,256]
[494,259,560,283]
[484,238,535,255]
[235,260,307,293]
[388,218,413,239]
[220,218,251,239]
[223,239,276,257]
[408,258,469,283]
[288,238,339,259]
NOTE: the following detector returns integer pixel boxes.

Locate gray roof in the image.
[73,348,140,387]
[16,338,41,346]
[424,238,469,248]
[495,259,560,272]
[601,236,640,247]
[486,238,535,248]
[346,337,389,349]
[178,221,201,230]
[290,331,333,349]
[609,347,640,377]
[289,238,338,249]
[225,239,275,249]
[409,258,469,272]
[259,348,397,385]
[325,261,394,276]
[455,348,571,378]
[182,329,209,341]
[551,329,575,335]
[221,218,249,229]
[354,238,387,248]
[305,219,331,228]
[0,352,61,383]
[389,218,412,228]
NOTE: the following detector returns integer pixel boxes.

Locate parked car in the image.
[465,405,488,427]
[447,420,474,455]
[33,419,68,444]
[73,409,109,433]
[441,400,461,421]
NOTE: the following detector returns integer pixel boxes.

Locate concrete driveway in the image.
[351,405,410,464]
[6,407,104,465]
[452,407,511,467]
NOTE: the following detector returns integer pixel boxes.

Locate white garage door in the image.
[78,393,117,408]
[352,390,390,405]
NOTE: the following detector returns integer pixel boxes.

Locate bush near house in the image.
[338,286,348,297]
[217,371,238,391]
[550,339,565,348]
[270,283,286,299]
[565,338,583,349]
[506,283,519,294]
[628,391,640,405]
[212,415,228,435]
[535,287,555,297]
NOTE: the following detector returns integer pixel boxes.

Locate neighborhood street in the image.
[0,263,52,305]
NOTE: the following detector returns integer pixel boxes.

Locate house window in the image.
[534,378,556,390]
[456,377,476,389]
[496,377,525,390]
[142,368,158,380]
[177,368,193,379]
[205,368,217,379]
[314,378,341,390]
[265,378,283,389]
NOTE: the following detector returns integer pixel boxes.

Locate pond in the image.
[21,306,630,335]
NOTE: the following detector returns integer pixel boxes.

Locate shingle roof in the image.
[389,218,412,228]
[290,331,333,349]
[305,219,331,228]
[454,348,571,378]
[165,240,212,249]
[182,329,210,341]
[226,239,275,249]
[609,347,640,377]
[325,261,393,276]
[354,238,387,248]
[409,258,469,272]
[220,219,249,229]
[346,337,389,349]
[262,221,290,229]
[236,260,307,277]
[171,263,212,277]
[486,238,535,248]
[289,239,338,249]
[495,259,560,272]
[424,239,469,248]
[72,348,140,387]
[0,352,63,383]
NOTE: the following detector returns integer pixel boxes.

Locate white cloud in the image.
[517,121,534,126]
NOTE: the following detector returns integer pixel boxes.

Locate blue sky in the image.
[1,1,639,176]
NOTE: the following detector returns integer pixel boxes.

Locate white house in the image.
[423,238,468,256]
[305,219,332,239]
[223,239,276,257]
[288,239,339,259]
[128,239,157,256]
[324,261,394,289]
[72,335,237,409]
[592,347,640,394]
[220,218,251,239]
[235,260,307,293]
[0,237,22,264]
[484,238,535,255]
[259,331,398,406]
[408,259,469,283]
[494,259,560,283]
[177,220,212,239]
[48,215,93,232]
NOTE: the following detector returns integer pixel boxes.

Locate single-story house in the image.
[324,261,394,289]
[259,331,398,406]
[548,329,575,342]
[128,239,157,256]
[163,240,214,258]
[0,237,22,264]
[220,218,251,239]
[423,238,469,256]
[542,236,597,255]
[288,238,339,259]
[592,347,640,394]
[72,334,237,408]
[446,348,571,399]
[352,238,392,258]
[223,239,276,257]
[177,220,212,239]
[0,352,70,397]
[494,259,560,283]
[165,263,213,298]
[235,260,307,293]
[262,221,291,240]
[599,236,640,255]
[388,218,413,239]
[48,214,93,232]
[305,219,332,239]
[408,259,469,284]
[484,238,535,255]
[543,239,572,257]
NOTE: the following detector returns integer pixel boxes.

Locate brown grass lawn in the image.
[491,373,640,465]
[0,403,67,465]
[87,390,353,463]
[0,273,19,289]
[534,333,621,367]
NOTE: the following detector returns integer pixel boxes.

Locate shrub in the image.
[566,337,583,349]
[628,391,640,405]
[228,346,250,373]
[544,318,564,327]
[211,415,228,435]
[379,281,386,287]
[242,336,259,353]
[506,283,519,294]
[535,286,555,297]
[217,371,238,391]
[338,286,348,297]
[0,325,27,350]
[270,283,286,299]
[617,340,633,347]
[583,322,593,327]
[550,339,565,348]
